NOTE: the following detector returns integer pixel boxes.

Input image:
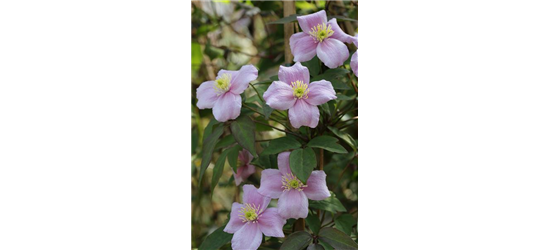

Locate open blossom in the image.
[196,65,258,122]
[233,149,256,185]
[290,10,353,68]
[224,185,286,250]
[258,152,330,219]
[350,34,358,77]
[263,62,336,128]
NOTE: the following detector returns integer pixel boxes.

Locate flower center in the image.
[213,73,231,95]
[291,80,309,99]
[238,203,261,223]
[308,23,334,43]
[281,173,307,191]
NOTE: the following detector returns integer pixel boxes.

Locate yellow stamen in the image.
[213,73,232,95]
[308,23,334,43]
[238,203,262,223]
[291,80,309,99]
[281,173,307,191]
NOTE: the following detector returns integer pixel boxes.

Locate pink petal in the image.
[290,32,318,62]
[257,169,283,199]
[288,99,320,128]
[224,202,245,233]
[277,151,292,176]
[258,207,286,237]
[302,171,331,200]
[242,184,271,210]
[278,189,309,219]
[233,170,243,186]
[327,18,354,43]
[351,51,358,77]
[231,222,263,250]
[316,38,349,69]
[263,81,296,110]
[238,149,253,165]
[304,80,336,106]
[196,81,219,109]
[351,34,358,47]
[240,164,256,180]
[278,62,310,84]
[297,10,327,33]
[225,65,258,95]
[212,92,241,122]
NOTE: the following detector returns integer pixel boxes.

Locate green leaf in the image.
[203,118,219,140]
[312,68,351,90]
[301,56,320,76]
[199,125,225,186]
[305,212,321,234]
[280,231,312,250]
[335,214,357,235]
[336,93,355,101]
[309,192,346,213]
[192,128,199,154]
[289,147,317,184]
[230,115,257,157]
[318,227,358,250]
[256,150,278,169]
[215,134,235,149]
[191,42,203,74]
[262,102,273,119]
[198,225,232,250]
[307,135,348,154]
[328,15,358,22]
[268,14,298,24]
[227,145,242,172]
[211,149,230,193]
[327,126,357,151]
[307,244,325,250]
[261,137,302,155]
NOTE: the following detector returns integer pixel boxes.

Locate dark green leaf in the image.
[318,240,334,250]
[268,14,298,24]
[307,244,325,250]
[211,149,230,193]
[269,75,279,81]
[336,93,355,101]
[312,68,351,90]
[307,135,348,154]
[327,126,357,151]
[335,214,357,235]
[301,56,320,76]
[305,212,321,234]
[215,134,235,149]
[318,227,358,250]
[309,192,346,213]
[227,145,242,172]
[256,150,278,169]
[230,115,257,157]
[191,129,198,155]
[289,147,317,184]
[198,225,232,250]
[261,137,302,155]
[203,118,219,140]
[280,231,312,250]
[262,102,273,119]
[199,125,225,186]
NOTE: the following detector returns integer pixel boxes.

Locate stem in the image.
[347,72,358,93]
[295,218,305,231]
[319,149,324,170]
[283,1,296,64]
[248,82,265,102]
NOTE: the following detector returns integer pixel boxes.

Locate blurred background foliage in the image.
[191,1,358,248]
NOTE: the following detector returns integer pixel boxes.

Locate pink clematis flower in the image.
[350,34,358,77]
[258,152,331,219]
[263,62,336,128]
[233,149,256,185]
[224,185,286,250]
[196,65,258,122]
[290,10,354,68]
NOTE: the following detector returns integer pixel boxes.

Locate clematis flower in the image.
[290,10,354,68]
[232,149,256,185]
[224,185,286,250]
[350,34,358,77]
[196,65,258,122]
[263,62,336,128]
[258,152,331,219]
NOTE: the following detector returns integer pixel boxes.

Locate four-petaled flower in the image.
[233,149,256,186]
[224,185,286,250]
[350,34,358,77]
[290,10,354,68]
[263,62,336,128]
[258,152,331,219]
[196,65,258,122]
